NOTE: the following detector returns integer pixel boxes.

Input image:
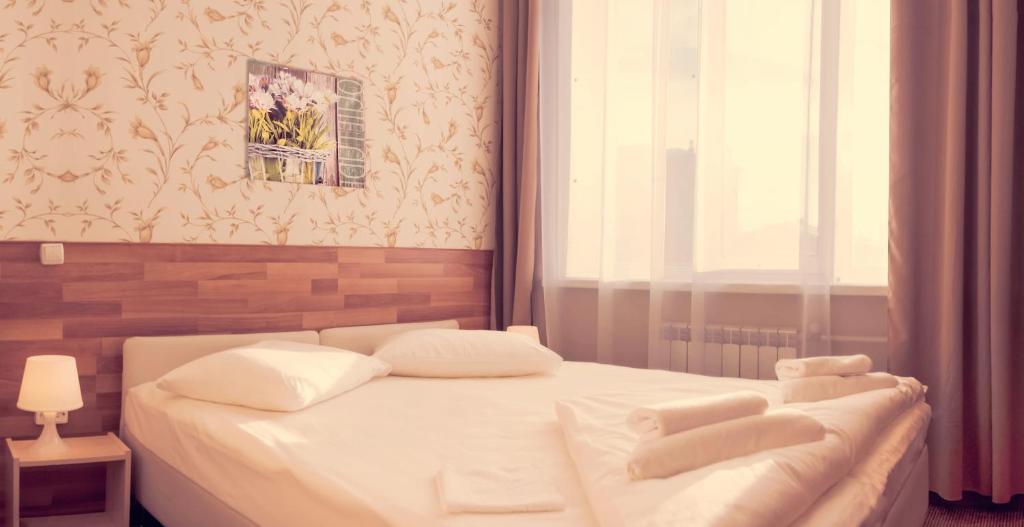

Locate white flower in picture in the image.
[283,92,305,112]
[249,90,274,111]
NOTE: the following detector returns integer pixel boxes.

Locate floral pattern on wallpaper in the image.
[0,0,499,249]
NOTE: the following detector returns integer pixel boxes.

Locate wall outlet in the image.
[34,411,69,425]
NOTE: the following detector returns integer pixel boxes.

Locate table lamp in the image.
[17,355,83,454]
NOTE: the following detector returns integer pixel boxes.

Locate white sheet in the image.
[556,378,925,527]
[123,362,928,527]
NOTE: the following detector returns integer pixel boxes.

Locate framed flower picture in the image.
[245,60,365,188]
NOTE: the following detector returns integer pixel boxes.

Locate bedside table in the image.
[5,433,130,527]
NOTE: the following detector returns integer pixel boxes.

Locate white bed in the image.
[120,321,930,527]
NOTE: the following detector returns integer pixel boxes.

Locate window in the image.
[547,0,889,286]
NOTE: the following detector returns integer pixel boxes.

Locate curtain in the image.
[890,0,1024,503]
[537,0,889,368]
[494,0,541,329]
[683,0,834,371]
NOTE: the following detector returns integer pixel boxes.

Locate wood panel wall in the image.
[0,241,492,520]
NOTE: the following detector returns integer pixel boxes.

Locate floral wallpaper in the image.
[0,0,499,249]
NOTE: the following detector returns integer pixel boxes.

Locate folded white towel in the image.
[626,391,769,441]
[781,372,899,403]
[436,465,566,514]
[775,354,873,380]
[627,409,825,480]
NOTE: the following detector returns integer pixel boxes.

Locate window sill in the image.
[549,279,887,297]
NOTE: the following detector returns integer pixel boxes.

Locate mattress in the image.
[794,401,930,526]
[122,362,927,527]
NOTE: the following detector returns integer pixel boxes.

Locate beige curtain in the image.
[890,0,1024,503]
[494,0,540,329]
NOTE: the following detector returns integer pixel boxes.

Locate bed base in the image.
[124,429,257,527]
[881,446,929,527]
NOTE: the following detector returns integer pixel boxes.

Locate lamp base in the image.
[28,411,69,456]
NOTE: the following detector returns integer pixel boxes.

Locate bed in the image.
[119,320,930,527]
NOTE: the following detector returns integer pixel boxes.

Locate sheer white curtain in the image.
[539,0,889,371]
[685,0,832,372]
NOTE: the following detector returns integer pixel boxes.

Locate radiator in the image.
[664,324,799,380]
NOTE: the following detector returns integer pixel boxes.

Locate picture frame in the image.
[245,59,365,188]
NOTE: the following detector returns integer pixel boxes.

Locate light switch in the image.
[39,243,64,265]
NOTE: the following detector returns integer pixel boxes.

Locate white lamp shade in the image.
[17,355,84,412]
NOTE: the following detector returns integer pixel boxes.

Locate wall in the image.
[0,0,499,250]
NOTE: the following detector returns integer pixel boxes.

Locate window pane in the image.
[665,1,701,278]
[565,0,607,279]
[566,0,668,281]
[602,0,654,281]
[696,0,814,273]
[834,0,889,285]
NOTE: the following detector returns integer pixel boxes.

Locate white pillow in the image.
[156,340,390,411]
[373,329,562,377]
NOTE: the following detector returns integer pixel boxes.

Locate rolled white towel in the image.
[775,354,873,380]
[627,409,825,480]
[781,372,899,403]
[626,391,769,441]
[436,464,566,513]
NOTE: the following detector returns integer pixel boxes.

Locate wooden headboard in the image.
[0,241,491,516]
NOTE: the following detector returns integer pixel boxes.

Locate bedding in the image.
[792,403,931,526]
[373,329,563,377]
[155,340,390,411]
[556,377,925,527]
[123,362,928,527]
[122,330,320,394]
[320,320,460,355]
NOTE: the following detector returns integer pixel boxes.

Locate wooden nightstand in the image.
[5,433,130,527]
